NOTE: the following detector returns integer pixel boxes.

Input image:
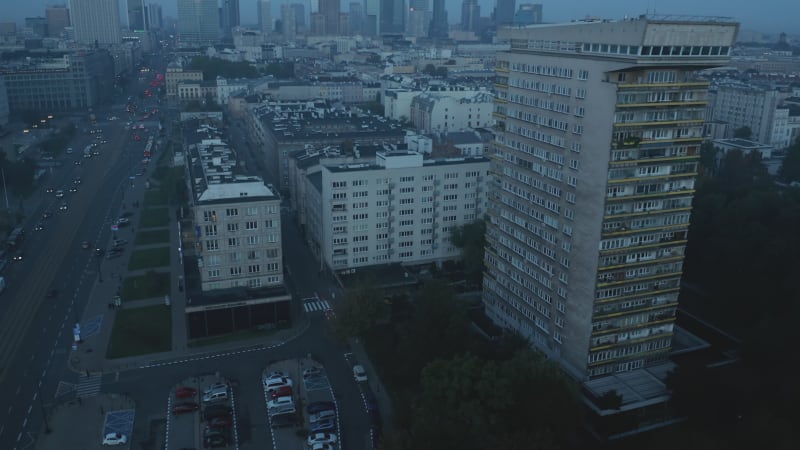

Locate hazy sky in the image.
[2,0,796,35]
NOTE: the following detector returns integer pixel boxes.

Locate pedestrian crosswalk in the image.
[76,373,103,398]
[304,300,331,313]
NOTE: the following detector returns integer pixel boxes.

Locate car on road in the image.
[81,241,91,249]
[307,433,338,446]
[69,186,78,193]
[309,417,336,433]
[73,177,81,185]
[133,134,141,141]
[116,217,130,225]
[58,203,68,211]
[12,251,24,262]
[172,402,199,415]
[45,187,54,193]
[102,433,127,446]
[353,365,368,383]
[307,401,336,414]
[175,386,197,399]
[55,190,64,198]
[106,250,122,260]
[74,160,82,165]
[34,222,45,231]
[42,211,53,219]
[66,147,73,154]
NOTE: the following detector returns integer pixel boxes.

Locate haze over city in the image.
[1,0,797,34]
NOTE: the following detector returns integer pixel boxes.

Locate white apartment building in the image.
[487,17,738,380]
[410,90,494,133]
[305,151,490,271]
[383,85,490,123]
[187,134,284,292]
[711,85,792,149]
[68,0,122,44]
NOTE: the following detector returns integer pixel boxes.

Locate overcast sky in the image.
[2,0,796,35]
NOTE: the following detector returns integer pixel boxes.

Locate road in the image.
[0,73,160,449]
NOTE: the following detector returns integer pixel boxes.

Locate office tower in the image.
[221,0,240,36]
[494,0,515,26]
[291,3,305,28]
[25,17,49,37]
[258,0,272,34]
[460,0,479,32]
[282,4,296,39]
[68,0,122,44]
[407,0,429,37]
[349,2,363,35]
[177,0,219,45]
[513,3,542,25]
[46,5,70,37]
[319,0,340,35]
[127,0,146,30]
[429,0,447,38]
[146,3,163,30]
[486,17,738,379]
[364,0,379,35]
[379,0,405,34]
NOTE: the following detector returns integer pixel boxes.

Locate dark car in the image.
[203,406,232,421]
[175,386,197,399]
[307,401,336,414]
[270,412,298,429]
[106,250,122,260]
[172,402,199,415]
[12,252,23,262]
[309,417,336,433]
[208,416,232,428]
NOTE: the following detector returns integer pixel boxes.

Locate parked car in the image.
[309,409,336,423]
[270,412,298,428]
[267,395,294,411]
[307,401,336,414]
[172,402,199,415]
[202,390,228,404]
[303,367,323,379]
[203,382,228,395]
[175,386,197,399]
[203,434,227,448]
[208,416,232,428]
[102,433,127,446]
[203,406,232,421]
[270,385,292,400]
[309,417,336,433]
[353,365,368,383]
[310,444,335,450]
[307,433,338,446]
[263,375,292,391]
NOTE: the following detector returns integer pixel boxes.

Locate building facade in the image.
[495,0,515,26]
[221,0,240,36]
[282,4,297,40]
[410,90,494,132]
[127,0,146,31]
[429,0,447,38]
[46,5,71,37]
[166,64,204,98]
[0,76,9,127]
[513,3,542,25]
[258,0,272,35]
[461,0,480,32]
[711,85,792,149]
[68,0,122,44]
[486,17,738,379]
[146,3,163,30]
[307,151,489,271]
[379,0,405,34]
[177,0,219,45]
[320,0,340,35]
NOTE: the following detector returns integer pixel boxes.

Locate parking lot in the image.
[166,375,238,449]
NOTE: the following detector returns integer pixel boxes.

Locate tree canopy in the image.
[450,219,486,283]
[778,137,800,182]
[187,56,258,79]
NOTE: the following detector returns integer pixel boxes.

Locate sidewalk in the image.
[34,393,136,450]
[348,338,395,435]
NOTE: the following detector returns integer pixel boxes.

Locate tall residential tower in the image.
[486,16,738,379]
[68,0,121,44]
[177,0,219,45]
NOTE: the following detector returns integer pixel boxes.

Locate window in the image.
[400,187,414,193]
[352,179,367,186]
[245,221,258,230]
[399,209,414,216]
[400,198,414,205]
[205,240,219,251]
[207,269,221,278]
[400,176,414,183]
[203,210,217,222]
[228,237,240,247]
[332,181,347,189]
[225,208,239,217]
[230,267,242,276]
[247,250,259,260]
[248,264,261,273]
[352,190,369,198]
[575,88,586,99]
[266,248,278,258]
[578,70,589,80]
[265,219,275,228]
[204,224,217,236]
[245,206,258,216]
[399,219,414,226]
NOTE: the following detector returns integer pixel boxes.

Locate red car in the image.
[133,134,141,141]
[270,386,293,399]
[172,402,199,415]
[175,386,197,399]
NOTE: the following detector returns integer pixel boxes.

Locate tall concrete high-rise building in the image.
[380,0,405,34]
[46,5,71,37]
[429,0,447,38]
[127,0,146,31]
[146,3,163,30]
[460,0,479,32]
[258,0,272,34]
[407,0,429,37]
[25,17,49,37]
[364,0,379,35]
[494,0,515,26]
[513,3,542,25]
[291,3,305,29]
[177,0,219,45]
[221,0,240,36]
[486,17,738,379]
[319,0,340,35]
[348,2,363,35]
[68,0,122,44]
[281,3,296,39]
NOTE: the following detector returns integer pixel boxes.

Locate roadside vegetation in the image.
[106,305,171,358]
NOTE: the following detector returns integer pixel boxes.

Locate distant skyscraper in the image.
[429,0,447,38]
[258,0,272,34]
[494,0,515,26]
[127,0,146,30]
[221,0,240,36]
[364,0,379,35]
[281,3,296,39]
[46,5,70,37]
[25,17,49,37]
[310,12,325,34]
[177,0,219,45]
[349,2,363,35]
[68,0,121,44]
[291,3,305,29]
[146,3,163,30]
[486,17,738,380]
[407,0,429,37]
[460,0,479,32]
[513,3,542,25]
[319,0,340,35]
[380,0,405,34]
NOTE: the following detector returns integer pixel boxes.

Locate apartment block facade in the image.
[486,17,738,379]
[306,151,489,271]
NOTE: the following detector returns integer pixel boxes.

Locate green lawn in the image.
[135,229,170,245]
[188,326,281,348]
[106,305,172,359]
[143,189,169,206]
[121,271,171,301]
[128,247,170,270]
[140,207,169,228]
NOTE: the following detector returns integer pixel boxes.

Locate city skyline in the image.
[0,0,797,34]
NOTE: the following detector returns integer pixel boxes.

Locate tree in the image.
[733,126,752,139]
[778,138,800,182]
[699,141,718,174]
[422,64,436,76]
[435,66,448,78]
[450,219,486,282]
[366,53,381,64]
[333,279,387,339]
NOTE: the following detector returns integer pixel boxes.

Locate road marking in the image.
[15,385,21,395]
[7,406,12,414]
[32,392,37,401]
[26,404,32,414]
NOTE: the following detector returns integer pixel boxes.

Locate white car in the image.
[353,365,368,383]
[263,375,293,391]
[307,433,338,446]
[203,381,228,395]
[116,217,130,225]
[102,433,127,446]
[310,443,335,450]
